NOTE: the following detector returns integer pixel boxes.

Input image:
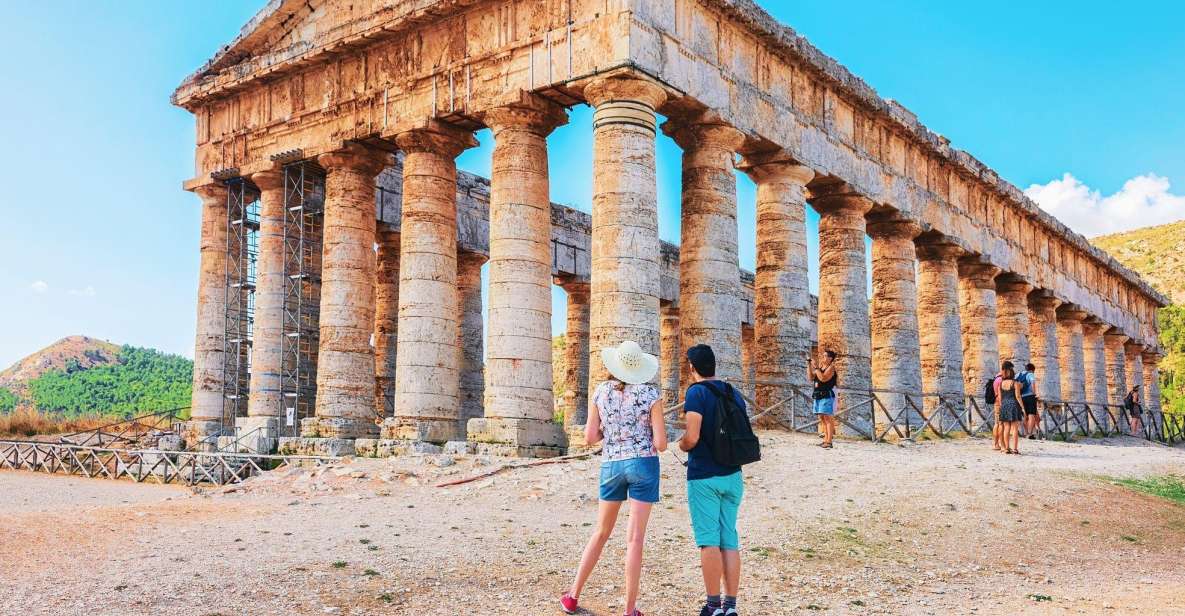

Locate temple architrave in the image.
[174,0,1167,456]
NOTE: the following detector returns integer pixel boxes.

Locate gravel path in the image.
[2,433,1184,615]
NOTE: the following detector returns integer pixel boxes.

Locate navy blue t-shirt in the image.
[684,380,744,481]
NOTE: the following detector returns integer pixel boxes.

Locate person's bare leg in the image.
[569,500,623,600]
[721,548,741,597]
[1009,422,1020,452]
[700,546,724,597]
[623,499,653,614]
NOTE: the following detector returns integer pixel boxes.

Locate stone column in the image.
[738,154,814,423]
[457,251,487,434]
[957,260,1000,419]
[995,277,1033,367]
[467,96,567,455]
[374,227,400,419]
[384,125,476,444]
[1142,351,1163,428]
[187,183,230,444]
[665,118,745,384]
[1082,319,1110,431]
[1124,341,1145,403]
[583,75,667,394]
[1028,292,1063,403]
[740,324,755,401]
[303,145,389,439]
[916,239,965,421]
[660,303,681,406]
[1056,305,1088,406]
[1104,329,1129,409]
[867,214,923,430]
[238,169,286,444]
[560,280,592,428]
[810,186,874,433]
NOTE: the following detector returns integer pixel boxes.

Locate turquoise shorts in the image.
[687,471,744,550]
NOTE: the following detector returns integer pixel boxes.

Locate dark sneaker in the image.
[724,609,738,616]
[698,606,724,616]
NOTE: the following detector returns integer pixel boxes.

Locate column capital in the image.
[192,182,226,205]
[1056,304,1089,323]
[247,167,284,192]
[556,277,590,296]
[810,183,874,216]
[457,250,488,269]
[736,150,814,185]
[661,115,745,153]
[865,212,922,240]
[957,259,1001,288]
[1141,350,1163,364]
[1028,291,1062,313]
[915,239,963,262]
[995,275,1033,296]
[394,123,477,159]
[1082,317,1110,336]
[1104,328,1130,344]
[317,143,391,176]
[583,74,667,110]
[482,93,568,137]
[1124,340,1145,355]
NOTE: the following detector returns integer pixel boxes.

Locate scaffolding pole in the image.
[279,161,325,437]
[222,178,260,434]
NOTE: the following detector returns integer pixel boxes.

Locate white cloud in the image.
[30,280,48,294]
[1024,173,1185,238]
[68,286,97,297]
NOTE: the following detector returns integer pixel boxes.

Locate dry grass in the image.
[0,406,114,438]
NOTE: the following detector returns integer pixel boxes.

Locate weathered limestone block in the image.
[277,437,356,457]
[187,183,230,444]
[665,118,745,385]
[559,280,591,428]
[1104,329,1129,406]
[1028,293,1063,402]
[995,277,1033,368]
[472,95,567,451]
[660,303,681,406]
[1082,319,1110,430]
[740,324,755,401]
[1142,352,1162,418]
[738,155,813,422]
[584,75,667,395]
[385,125,477,444]
[245,169,286,427]
[916,240,965,420]
[957,260,1000,413]
[811,187,874,433]
[374,228,400,419]
[1056,305,1088,405]
[1124,341,1145,404]
[457,251,487,433]
[867,215,923,429]
[305,145,389,439]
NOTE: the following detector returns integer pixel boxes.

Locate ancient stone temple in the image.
[174,0,1166,456]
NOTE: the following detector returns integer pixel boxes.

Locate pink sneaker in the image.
[560,592,578,614]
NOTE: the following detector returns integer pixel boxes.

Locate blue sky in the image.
[0,1,1182,369]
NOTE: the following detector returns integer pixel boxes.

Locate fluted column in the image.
[584,75,667,394]
[304,145,389,439]
[374,227,400,419]
[468,97,567,454]
[665,118,745,385]
[995,277,1033,367]
[1082,319,1110,431]
[740,324,755,400]
[738,154,813,422]
[457,251,487,433]
[1124,342,1145,402]
[957,260,1000,416]
[385,125,476,444]
[187,183,230,444]
[660,303,681,407]
[1056,305,1088,406]
[916,239,965,420]
[811,186,874,433]
[560,280,591,428]
[1104,329,1129,409]
[1028,293,1063,402]
[867,215,923,429]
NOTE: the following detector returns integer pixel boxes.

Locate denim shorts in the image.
[813,396,835,415]
[599,455,660,503]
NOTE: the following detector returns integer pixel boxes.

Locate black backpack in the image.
[984,379,997,405]
[693,381,761,467]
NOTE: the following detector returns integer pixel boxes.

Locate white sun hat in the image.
[601,340,660,385]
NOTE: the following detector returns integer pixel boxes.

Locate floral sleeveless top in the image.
[592,380,661,461]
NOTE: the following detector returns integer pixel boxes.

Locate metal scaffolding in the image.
[279,161,325,437]
[222,178,260,433]
[377,184,399,418]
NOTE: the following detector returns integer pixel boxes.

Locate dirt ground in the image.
[2,433,1184,616]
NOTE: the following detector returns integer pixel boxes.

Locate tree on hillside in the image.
[1160,305,1185,417]
[25,345,193,418]
[0,388,17,413]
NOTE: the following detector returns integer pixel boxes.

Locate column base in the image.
[276,437,357,457]
[467,417,566,452]
[299,416,379,439]
[380,417,460,444]
[232,416,281,453]
[183,419,226,451]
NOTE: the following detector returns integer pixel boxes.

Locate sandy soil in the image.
[2,433,1184,616]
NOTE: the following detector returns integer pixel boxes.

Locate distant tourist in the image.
[998,364,1025,454]
[680,344,760,616]
[991,362,1014,451]
[1124,385,1143,436]
[809,349,838,449]
[1016,363,1040,440]
[561,340,666,616]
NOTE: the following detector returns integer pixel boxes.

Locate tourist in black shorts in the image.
[1017,363,1040,439]
[1124,386,1143,436]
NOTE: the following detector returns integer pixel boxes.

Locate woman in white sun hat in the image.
[561,340,668,616]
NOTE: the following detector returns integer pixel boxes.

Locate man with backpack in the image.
[679,344,760,616]
[1016,363,1040,439]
